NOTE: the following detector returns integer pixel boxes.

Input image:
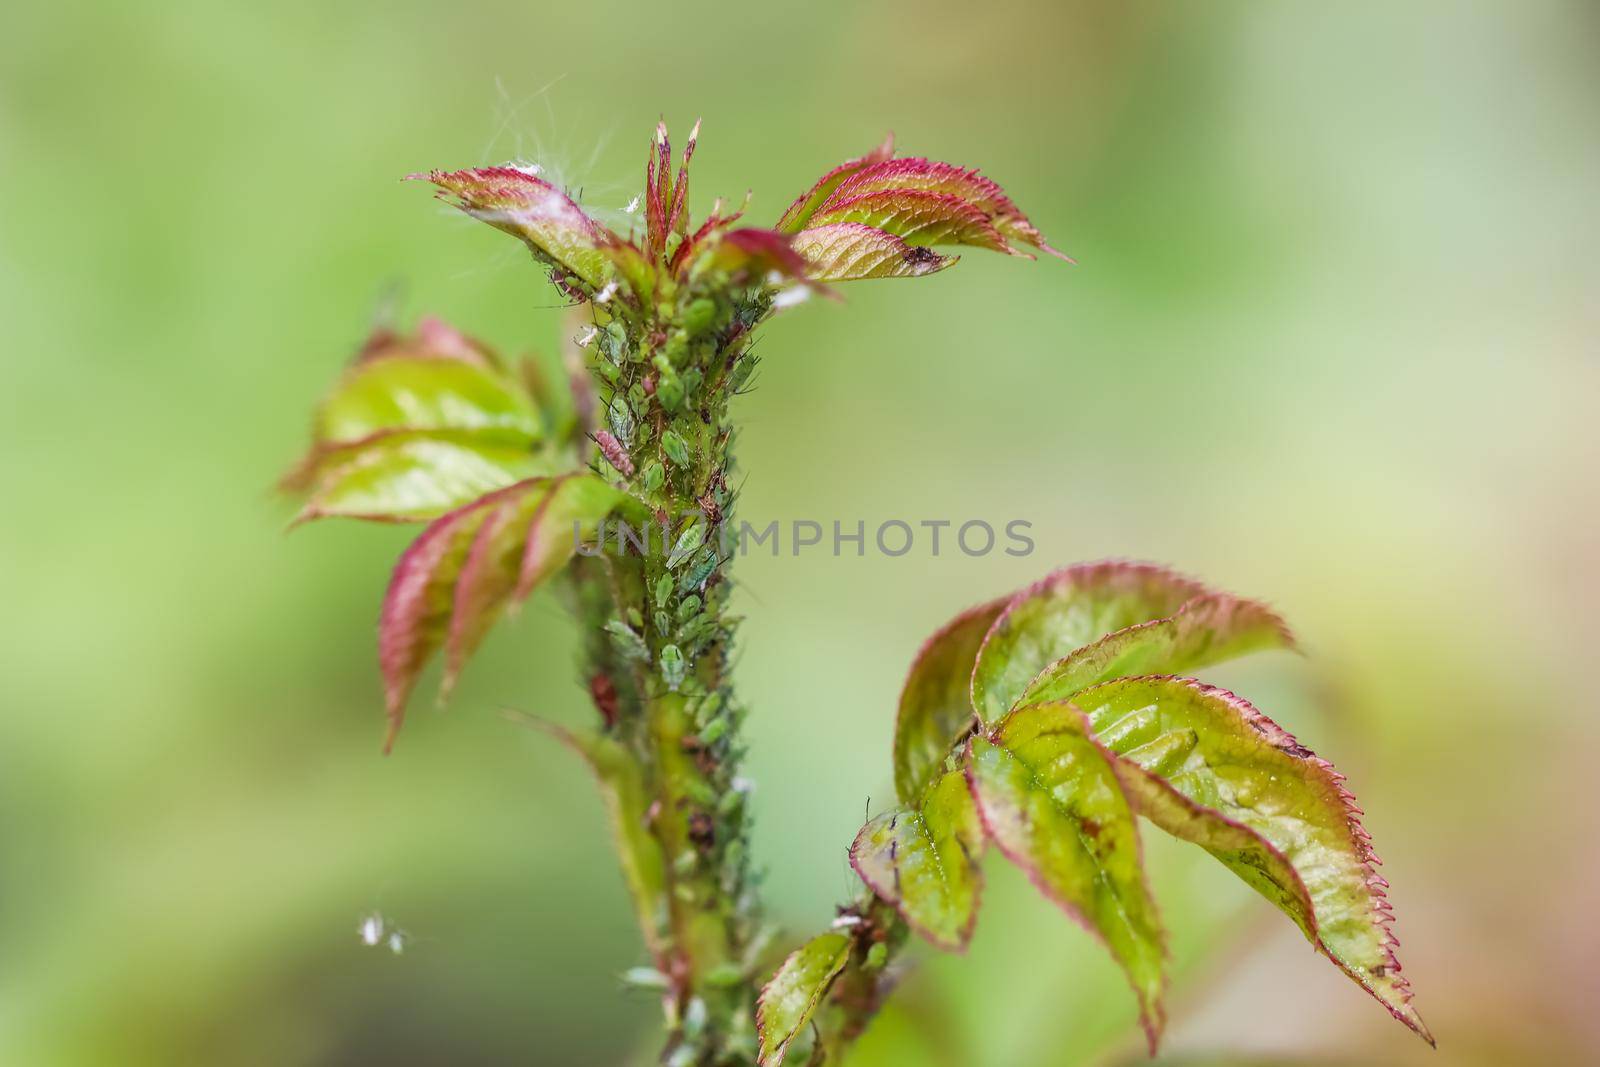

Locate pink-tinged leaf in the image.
[777,133,896,233]
[706,227,814,284]
[1019,592,1296,706]
[809,190,1016,254]
[379,487,511,750]
[893,594,1009,803]
[412,166,622,291]
[971,561,1235,723]
[966,702,1167,1051]
[292,431,553,525]
[316,341,543,445]
[508,714,671,967]
[850,769,985,951]
[1074,676,1432,1045]
[512,474,623,601]
[378,474,623,750]
[756,931,852,1066]
[789,223,956,282]
[283,322,550,525]
[826,157,1070,260]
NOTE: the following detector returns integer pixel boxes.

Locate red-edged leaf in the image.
[809,189,1016,254]
[789,222,956,282]
[1018,591,1296,706]
[283,321,550,524]
[850,768,985,951]
[971,561,1236,722]
[893,594,1009,803]
[966,701,1167,1050]
[1076,676,1432,1045]
[777,133,896,233]
[826,157,1070,260]
[756,931,852,1066]
[292,431,553,525]
[412,166,623,291]
[378,474,623,750]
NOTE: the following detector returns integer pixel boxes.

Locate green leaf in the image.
[850,769,984,950]
[756,931,852,1066]
[1018,591,1295,706]
[285,322,551,524]
[893,595,1008,803]
[972,562,1248,722]
[789,222,956,281]
[966,702,1166,1049]
[511,715,671,966]
[1074,676,1432,1045]
[378,474,623,749]
[315,349,541,443]
[293,432,552,524]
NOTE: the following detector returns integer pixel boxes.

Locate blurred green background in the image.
[3,1,1597,1063]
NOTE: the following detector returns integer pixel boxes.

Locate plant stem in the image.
[571,294,768,1064]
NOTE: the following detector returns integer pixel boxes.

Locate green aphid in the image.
[625,607,644,630]
[600,320,627,363]
[661,429,691,467]
[699,717,728,746]
[679,367,703,400]
[659,643,686,690]
[667,521,706,570]
[657,377,685,411]
[604,619,649,661]
[676,594,702,620]
[654,610,672,635]
[679,547,719,591]
[683,297,718,337]
[627,381,649,411]
[654,574,674,604]
[641,461,665,492]
[607,396,635,444]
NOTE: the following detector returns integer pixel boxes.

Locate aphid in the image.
[593,430,634,477]
[661,430,691,468]
[659,643,686,690]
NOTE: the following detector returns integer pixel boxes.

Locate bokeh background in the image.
[4,1,1597,1063]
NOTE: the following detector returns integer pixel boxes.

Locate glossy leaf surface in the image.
[1018,591,1294,706]
[972,562,1240,722]
[850,769,984,950]
[1075,676,1431,1044]
[285,323,549,523]
[789,223,955,282]
[756,931,851,1066]
[966,702,1166,1048]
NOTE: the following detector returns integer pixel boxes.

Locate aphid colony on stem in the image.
[284,121,1428,1065]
